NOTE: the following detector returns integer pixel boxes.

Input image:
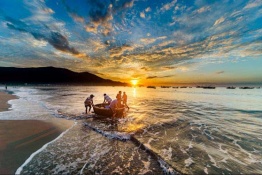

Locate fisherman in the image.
[84,94,94,114]
[109,98,118,116]
[103,93,112,105]
[122,92,129,110]
[116,91,122,107]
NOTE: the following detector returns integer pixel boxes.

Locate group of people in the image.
[84,91,129,114]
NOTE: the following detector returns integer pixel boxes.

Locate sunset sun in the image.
[0,0,260,174]
[131,79,138,86]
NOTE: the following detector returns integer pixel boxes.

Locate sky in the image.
[0,0,261,85]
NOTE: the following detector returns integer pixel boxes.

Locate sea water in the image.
[0,86,261,174]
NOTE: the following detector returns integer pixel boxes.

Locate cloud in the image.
[85,0,134,34]
[216,71,225,74]
[140,36,167,45]
[145,7,151,12]
[162,75,175,78]
[146,76,157,79]
[88,39,106,52]
[156,41,175,47]
[61,0,85,23]
[162,66,176,70]
[1,0,262,84]
[5,16,83,57]
[244,0,262,9]
[160,0,177,12]
[141,67,150,71]
[42,8,54,14]
[88,0,112,23]
[140,38,156,44]
[109,44,135,58]
[214,17,225,26]
[140,12,145,18]
[196,6,210,13]
[85,24,98,33]
[23,0,55,22]
[146,75,174,79]
[48,32,80,54]
[27,36,48,48]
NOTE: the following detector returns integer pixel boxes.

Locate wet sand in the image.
[0,91,74,174]
[0,91,17,112]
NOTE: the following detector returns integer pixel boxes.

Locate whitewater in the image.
[0,86,261,174]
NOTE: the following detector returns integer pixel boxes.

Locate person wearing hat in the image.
[84,94,94,114]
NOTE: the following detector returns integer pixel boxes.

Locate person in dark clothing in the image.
[84,94,94,114]
[116,91,122,107]
[122,92,129,110]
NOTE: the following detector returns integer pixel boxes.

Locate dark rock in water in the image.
[226,86,236,89]
[202,86,216,89]
[239,87,254,89]
[147,86,156,89]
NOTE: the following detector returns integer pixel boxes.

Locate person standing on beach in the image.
[123,92,129,110]
[84,94,94,114]
[103,93,112,105]
[109,98,119,117]
[5,84,7,90]
[116,91,122,107]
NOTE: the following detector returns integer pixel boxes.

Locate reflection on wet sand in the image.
[1,86,261,174]
[21,123,164,174]
[0,119,73,174]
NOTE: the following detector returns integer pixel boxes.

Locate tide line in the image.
[15,121,77,174]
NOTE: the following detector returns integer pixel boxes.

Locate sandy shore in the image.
[0,91,74,174]
[0,91,17,112]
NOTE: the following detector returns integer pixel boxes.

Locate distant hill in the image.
[0,67,127,85]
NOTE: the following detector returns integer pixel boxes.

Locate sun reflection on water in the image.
[122,123,145,133]
[132,87,137,97]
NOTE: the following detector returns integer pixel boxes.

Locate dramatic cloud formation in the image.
[0,0,261,85]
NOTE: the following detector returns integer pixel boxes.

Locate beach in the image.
[0,86,261,174]
[0,91,73,174]
[0,91,17,112]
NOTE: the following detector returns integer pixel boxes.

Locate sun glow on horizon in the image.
[131,79,138,86]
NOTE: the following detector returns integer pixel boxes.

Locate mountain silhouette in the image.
[0,67,127,85]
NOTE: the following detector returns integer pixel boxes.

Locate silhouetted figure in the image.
[109,99,119,117]
[84,94,94,114]
[103,93,112,105]
[123,92,129,110]
[5,84,7,90]
[116,91,122,107]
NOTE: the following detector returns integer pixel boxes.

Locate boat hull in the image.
[93,103,126,118]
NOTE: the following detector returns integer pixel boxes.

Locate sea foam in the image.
[15,122,77,174]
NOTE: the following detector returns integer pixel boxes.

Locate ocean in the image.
[0,86,261,174]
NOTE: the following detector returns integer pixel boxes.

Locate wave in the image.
[130,135,181,175]
[83,121,182,174]
[84,122,131,140]
[16,122,77,174]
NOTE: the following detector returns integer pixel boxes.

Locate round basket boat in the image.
[93,103,127,118]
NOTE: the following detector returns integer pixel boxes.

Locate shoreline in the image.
[0,90,74,174]
[16,121,76,174]
[0,91,17,112]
